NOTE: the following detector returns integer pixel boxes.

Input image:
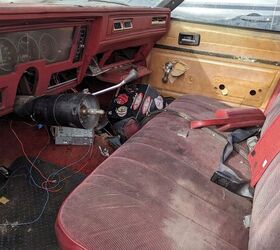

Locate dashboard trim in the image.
[0,5,170,116]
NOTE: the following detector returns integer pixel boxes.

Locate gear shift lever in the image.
[91,69,138,96]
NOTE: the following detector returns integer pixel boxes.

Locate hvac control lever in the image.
[91,69,138,96]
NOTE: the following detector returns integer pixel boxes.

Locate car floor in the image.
[0,120,114,175]
[0,157,85,250]
[0,120,116,249]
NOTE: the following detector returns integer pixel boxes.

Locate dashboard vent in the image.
[123,20,133,29]
[113,20,133,31]
[113,21,123,31]
[151,16,167,25]
[74,26,87,62]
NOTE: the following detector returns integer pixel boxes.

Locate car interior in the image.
[0,0,280,249]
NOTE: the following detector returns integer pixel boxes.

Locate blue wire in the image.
[47,142,93,180]
[0,142,93,227]
[0,163,49,227]
[10,188,50,227]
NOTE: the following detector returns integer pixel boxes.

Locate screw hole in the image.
[219,84,225,90]
[250,90,256,96]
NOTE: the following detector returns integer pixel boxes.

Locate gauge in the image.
[39,33,59,63]
[17,34,39,63]
[0,38,17,74]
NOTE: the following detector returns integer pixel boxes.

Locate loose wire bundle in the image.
[0,121,93,228]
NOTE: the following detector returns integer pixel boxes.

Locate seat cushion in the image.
[56,95,252,250]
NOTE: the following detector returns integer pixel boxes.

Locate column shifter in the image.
[91,69,138,96]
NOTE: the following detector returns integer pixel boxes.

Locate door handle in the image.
[181,38,197,44]
[178,32,200,46]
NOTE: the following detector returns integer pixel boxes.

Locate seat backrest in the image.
[249,94,280,249]
[261,96,280,136]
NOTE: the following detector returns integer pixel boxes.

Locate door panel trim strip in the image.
[155,43,280,66]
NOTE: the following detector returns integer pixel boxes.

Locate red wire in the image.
[60,159,91,182]
[47,145,93,192]
[9,121,52,182]
[41,179,64,193]
[10,120,93,192]
[42,156,91,192]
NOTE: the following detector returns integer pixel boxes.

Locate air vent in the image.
[113,21,123,31]
[123,20,133,29]
[113,20,133,31]
[17,67,38,95]
[152,16,167,25]
[74,26,87,62]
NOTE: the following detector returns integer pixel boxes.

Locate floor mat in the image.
[0,157,85,250]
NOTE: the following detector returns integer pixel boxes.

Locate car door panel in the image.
[148,20,280,109]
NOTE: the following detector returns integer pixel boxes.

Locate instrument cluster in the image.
[0,27,74,75]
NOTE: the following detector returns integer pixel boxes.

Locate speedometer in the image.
[0,38,17,74]
[39,33,58,63]
[17,34,39,63]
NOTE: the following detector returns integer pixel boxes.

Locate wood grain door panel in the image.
[147,20,280,109]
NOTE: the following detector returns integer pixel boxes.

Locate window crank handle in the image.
[162,62,173,83]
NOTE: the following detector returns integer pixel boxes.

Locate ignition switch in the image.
[162,62,173,83]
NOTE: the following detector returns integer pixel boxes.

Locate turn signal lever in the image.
[91,69,138,96]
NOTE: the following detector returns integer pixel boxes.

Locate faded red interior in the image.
[2,3,280,250]
[0,4,170,116]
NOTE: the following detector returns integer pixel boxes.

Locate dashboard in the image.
[0,27,74,75]
[0,4,170,116]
